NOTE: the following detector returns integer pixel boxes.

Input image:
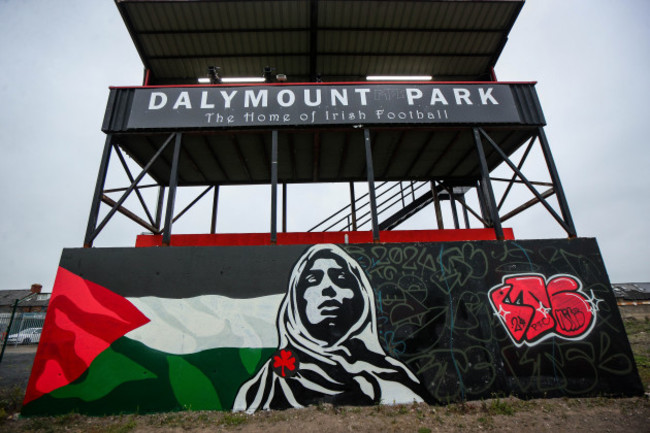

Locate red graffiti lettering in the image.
[488,274,596,346]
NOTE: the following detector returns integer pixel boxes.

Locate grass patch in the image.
[0,386,23,417]
[487,398,515,416]
[222,412,248,426]
[624,317,650,390]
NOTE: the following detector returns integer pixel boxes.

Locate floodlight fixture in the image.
[220,77,267,83]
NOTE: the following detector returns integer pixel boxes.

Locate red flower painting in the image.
[273,350,296,377]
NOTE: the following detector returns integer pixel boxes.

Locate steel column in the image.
[155,186,166,231]
[270,130,279,244]
[364,129,380,242]
[462,196,471,228]
[449,189,460,229]
[475,179,490,228]
[431,181,444,229]
[162,133,183,246]
[537,127,577,237]
[282,183,287,233]
[472,128,504,240]
[349,182,358,231]
[84,134,113,247]
[210,185,219,234]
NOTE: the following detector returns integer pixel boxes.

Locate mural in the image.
[22,238,643,416]
[234,244,426,412]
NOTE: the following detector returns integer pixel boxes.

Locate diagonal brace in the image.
[478,128,571,234]
[89,133,175,244]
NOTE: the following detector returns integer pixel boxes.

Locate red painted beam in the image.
[135,228,514,247]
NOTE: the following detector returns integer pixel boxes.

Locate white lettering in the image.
[453,88,473,105]
[406,88,423,105]
[173,92,192,109]
[331,89,348,106]
[277,90,296,107]
[200,91,214,109]
[148,92,167,110]
[355,89,370,106]
[304,89,321,107]
[430,89,449,105]
[479,88,498,105]
[220,90,238,108]
[244,90,268,108]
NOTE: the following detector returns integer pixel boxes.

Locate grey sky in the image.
[0,0,648,292]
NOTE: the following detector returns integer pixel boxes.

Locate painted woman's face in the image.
[296,253,364,344]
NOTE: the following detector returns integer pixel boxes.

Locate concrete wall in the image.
[22,238,644,416]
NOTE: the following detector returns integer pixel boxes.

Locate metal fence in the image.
[0,312,46,347]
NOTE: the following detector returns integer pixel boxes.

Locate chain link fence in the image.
[0,312,46,347]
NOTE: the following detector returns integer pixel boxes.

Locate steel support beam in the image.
[113,144,156,226]
[449,189,460,229]
[270,130,279,244]
[501,188,556,223]
[537,127,577,237]
[461,196,471,229]
[475,179,490,228]
[282,183,287,233]
[101,195,160,234]
[172,186,213,223]
[162,133,183,246]
[473,128,504,240]
[496,135,535,211]
[478,128,572,235]
[155,186,165,231]
[84,134,113,247]
[431,181,444,229]
[349,182,358,231]
[364,129,380,242]
[211,185,219,234]
[87,133,175,246]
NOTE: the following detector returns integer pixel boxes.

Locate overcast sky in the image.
[1,0,649,292]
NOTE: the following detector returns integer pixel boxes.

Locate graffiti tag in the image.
[488,274,597,347]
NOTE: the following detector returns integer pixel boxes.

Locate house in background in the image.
[613,283,650,320]
[0,286,50,314]
[0,285,50,342]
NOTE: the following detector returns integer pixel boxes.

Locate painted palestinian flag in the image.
[22,266,283,415]
[22,240,643,415]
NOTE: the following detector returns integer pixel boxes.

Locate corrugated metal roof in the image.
[115,0,524,84]
[612,283,650,301]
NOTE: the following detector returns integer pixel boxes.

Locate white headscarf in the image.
[233,244,423,412]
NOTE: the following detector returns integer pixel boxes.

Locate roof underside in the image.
[114,126,535,186]
[116,0,524,85]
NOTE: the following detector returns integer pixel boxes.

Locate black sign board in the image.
[126,84,521,129]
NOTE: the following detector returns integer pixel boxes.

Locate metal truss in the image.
[84,126,577,247]
[84,133,221,247]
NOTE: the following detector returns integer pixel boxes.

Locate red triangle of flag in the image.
[23,267,150,405]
